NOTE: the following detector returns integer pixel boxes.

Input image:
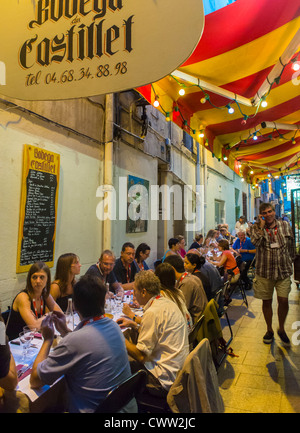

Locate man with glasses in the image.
[250,203,295,345]
[85,250,122,294]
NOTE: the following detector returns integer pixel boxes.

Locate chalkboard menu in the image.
[16,145,60,273]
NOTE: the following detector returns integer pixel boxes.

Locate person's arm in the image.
[30,316,55,389]
[124,339,146,364]
[0,353,18,391]
[15,293,44,329]
[45,294,63,314]
[122,303,142,324]
[250,217,265,246]
[49,282,60,301]
[209,253,227,268]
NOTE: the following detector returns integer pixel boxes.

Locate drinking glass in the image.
[19,330,34,360]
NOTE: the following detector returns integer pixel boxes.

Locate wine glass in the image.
[19,330,34,361]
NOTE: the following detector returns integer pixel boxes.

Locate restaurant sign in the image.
[0,0,204,100]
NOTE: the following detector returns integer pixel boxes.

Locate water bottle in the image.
[65,298,74,331]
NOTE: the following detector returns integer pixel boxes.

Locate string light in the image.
[226,104,235,114]
[153,98,160,108]
[179,88,185,96]
[261,96,268,108]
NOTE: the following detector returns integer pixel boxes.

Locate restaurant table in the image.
[9,303,143,412]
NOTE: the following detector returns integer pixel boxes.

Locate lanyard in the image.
[138,262,144,271]
[149,294,162,308]
[32,297,43,318]
[266,227,277,242]
[126,266,131,283]
[82,314,105,327]
[179,272,188,283]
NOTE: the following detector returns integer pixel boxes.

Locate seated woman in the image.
[208,239,240,285]
[134,243,151,271]
[50,253,81,312]
[188,233,203,251]
[184,253,213,301]
[6,262,62,341]
[155,263,193,334]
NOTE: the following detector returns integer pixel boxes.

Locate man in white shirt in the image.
[234,216,248,234]
[117,270,189,397]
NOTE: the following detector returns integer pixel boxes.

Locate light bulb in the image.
[228,107,235,114]
[198,130,205,138]
[253,134,258,140]
[241,178,245,182]
[261,100,268,107]
[250,170,254,174]
[292,62,300,71]
[223,156,228,161]
[179,88,185,96]
[153,99,160,108]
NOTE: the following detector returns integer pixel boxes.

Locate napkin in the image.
[16,364,32,382]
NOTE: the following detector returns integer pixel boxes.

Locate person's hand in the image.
[258,214,265,229]
[52,310,70,337]
[40,315,55,342]
[122,303,134,319]
[116,317,134,329]
[105,291,115,300]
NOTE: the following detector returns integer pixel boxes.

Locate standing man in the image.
[235,216,248,234]
[85,250,123,294]
[232,231,256,290]
[113,242,137,290]
[250,203,295,345]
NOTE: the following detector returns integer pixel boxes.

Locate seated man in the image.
[117,271,189,397]
[85,249,122,294]
[164,255,208,323]
[30,275,137,413]
[113,242,137,290]
[161,238,181,262]
[232,230,256,290]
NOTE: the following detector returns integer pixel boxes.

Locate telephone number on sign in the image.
[25,62,128,87]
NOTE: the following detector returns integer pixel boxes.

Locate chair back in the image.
[188,314,204,350]
[167,338,224,413]
[1,307,11,327]
[94,370,147,413]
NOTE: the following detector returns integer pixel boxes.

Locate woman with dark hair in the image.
[6,262,62,341]
[50,253,81,311]
[134,243,150,271]
[184,253,213,301]
[155,263,193,333]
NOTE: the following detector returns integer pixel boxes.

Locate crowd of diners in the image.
[0,219,257,413]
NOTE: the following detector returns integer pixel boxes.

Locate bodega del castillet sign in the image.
[0,0,204,100]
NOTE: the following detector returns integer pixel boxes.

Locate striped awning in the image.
[137,0,300,185]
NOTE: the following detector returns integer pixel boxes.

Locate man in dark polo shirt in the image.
[113,243,137,290]
[85,250,122,294]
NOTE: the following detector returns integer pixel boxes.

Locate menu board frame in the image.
[16,144,60,273]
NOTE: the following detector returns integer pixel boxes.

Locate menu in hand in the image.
[16,144,60,273]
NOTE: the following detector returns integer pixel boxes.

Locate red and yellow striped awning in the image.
[137,0,300,184]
